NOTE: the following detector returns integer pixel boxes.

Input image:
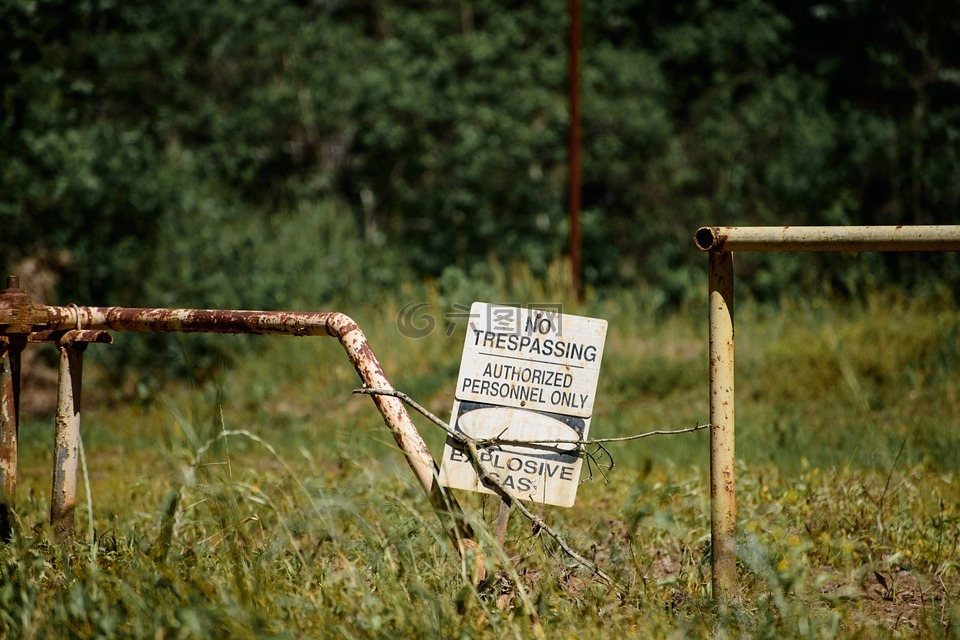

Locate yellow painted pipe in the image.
[695,225,960,253]
[697,224,960,602]
[708,251,736,602]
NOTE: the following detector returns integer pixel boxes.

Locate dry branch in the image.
[353,387,709,589]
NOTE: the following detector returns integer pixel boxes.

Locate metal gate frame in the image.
[6,224,959,600]
[693,225,960,602]
[0,280,477,556]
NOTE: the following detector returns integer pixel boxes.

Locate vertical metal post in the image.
[708,250,736,601]
[51,340,85,539]
[0,336,24,541]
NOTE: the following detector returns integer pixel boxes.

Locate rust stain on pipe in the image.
[0,276,49,335]
[29,330,113,345]
[44,306,337,336]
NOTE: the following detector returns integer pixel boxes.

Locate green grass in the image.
[3,275,959,638]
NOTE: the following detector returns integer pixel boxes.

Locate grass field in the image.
[2,275,958,638]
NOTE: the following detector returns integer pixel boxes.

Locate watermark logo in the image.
[395,302,436,339]
[444,303,476,337]
[396,302,563,339]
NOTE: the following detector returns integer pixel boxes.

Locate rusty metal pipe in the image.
[35,305,475,550]
[44,307,336,336]
[708,251,736,602]
[51,341,84,539]
[694,225,960,253]
[0,336,24,541]
[29,330,113,345]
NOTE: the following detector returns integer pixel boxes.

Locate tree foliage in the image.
[3,0,959,312]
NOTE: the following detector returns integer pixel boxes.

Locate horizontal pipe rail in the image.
[694,225,960,253]
[44,307,337,336]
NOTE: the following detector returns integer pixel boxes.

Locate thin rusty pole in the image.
[568,0,583,302]
[0,335,24,541]
[708,250,736,602]
[51,339,85,539]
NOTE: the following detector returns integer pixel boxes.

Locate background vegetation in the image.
[4,0,960,313]
[3,279,959,637]
[2,1,959,636]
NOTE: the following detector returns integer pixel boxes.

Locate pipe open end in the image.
[695,227,719,252]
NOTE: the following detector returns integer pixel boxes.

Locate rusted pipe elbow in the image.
[324,312,478,556]
[325,315,465,496]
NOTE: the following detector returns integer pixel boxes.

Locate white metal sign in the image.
[438,302,607,507]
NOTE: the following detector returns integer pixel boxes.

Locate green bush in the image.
[3,0,959,382]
